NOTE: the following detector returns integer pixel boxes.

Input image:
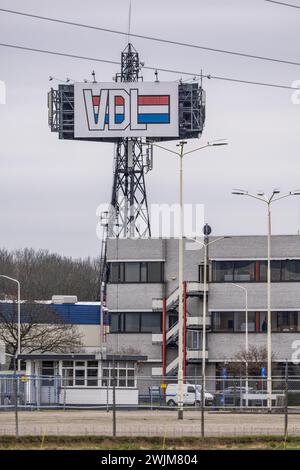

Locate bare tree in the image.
[0,248,101,301]
[0,302,83,363]
[226,345,276,376]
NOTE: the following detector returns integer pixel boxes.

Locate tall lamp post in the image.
[0,275,21,370]
[232,189,300,410]
[223,283,248,405]
[151,140,228,420]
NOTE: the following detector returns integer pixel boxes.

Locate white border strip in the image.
[209,308,300,312]
[109,309,154,313]
[107,259,165,263]
[211,257,300,261]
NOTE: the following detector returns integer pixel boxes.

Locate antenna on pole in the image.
[127,0,132,44]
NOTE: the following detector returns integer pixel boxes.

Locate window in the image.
[140,262,147,282]
[110,312,162,333]
[125,263,140,282]
[109,262,164,283]
[233,261,255,282]
[212,311,300,333]
[74,361,85,386]
[212,311,258,332]
[101,361,136,388]
[147,262,163,282]
[141,312,161,332]
[272,311,299,332]
[62,360,99,387]
[234,312,256,332]
[87,361,98,386]
[283,260,300,281]
[110,263,121,283]
[260,261,282,282]
[271,261,282,281]
[212,261,255,282]
[259,312,267,332]
[41,361,56,376]
[187,330,202,349]
[125,313,140,332]
[212,261,233,282]
[75,368,85,386]
[41,361,57,386]
[212,260,300,283]
[110,313,120,333]
[212,312,235,332]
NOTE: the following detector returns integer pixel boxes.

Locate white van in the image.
[165,383,214,407]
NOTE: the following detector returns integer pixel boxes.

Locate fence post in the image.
[112,360,116,438]
[239,374,242,409]
[13,356,19,439]
[233,377,237,409]
[201,372,205,439]
[284,361,288,440]
[63,375,67,411]
[106,380,109,413]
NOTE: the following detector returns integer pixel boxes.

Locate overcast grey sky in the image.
[0,0,300,258]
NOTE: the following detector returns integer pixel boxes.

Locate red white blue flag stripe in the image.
[92,95,170,124]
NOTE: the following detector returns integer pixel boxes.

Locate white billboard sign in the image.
[74,82,179,138]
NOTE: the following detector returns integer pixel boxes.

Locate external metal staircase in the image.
[151,281,209,377]
[152,282,208,312]
[165,348,208,375]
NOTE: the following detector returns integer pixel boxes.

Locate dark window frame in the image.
[211,260,300,283]
[211,311,300,333]
[108,261,164,284]
[110,311,162,333]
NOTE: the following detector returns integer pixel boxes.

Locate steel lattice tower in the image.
[107,43,151,238]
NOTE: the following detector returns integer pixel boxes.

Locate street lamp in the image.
[186,234,230,438]
[223,283,249,406]
[5,352,19,438]
[151,139,228,420]
[232,188,300,410]
[0,275,21,370]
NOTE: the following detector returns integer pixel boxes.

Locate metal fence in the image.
[0,374,297,410]
[0,374,61,409]
[1,374,300,438]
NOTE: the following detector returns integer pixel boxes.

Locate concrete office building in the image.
[106,235,300,390]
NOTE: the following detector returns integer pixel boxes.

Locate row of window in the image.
[109,262,164,283]
[108,259,300,284]
[61,360,136,388]
[212,260,300,283]
[110,312,162,333]
[212,311,300,333]
[110,311,300,334]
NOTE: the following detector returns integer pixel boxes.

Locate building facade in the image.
[106,235,300,390]
[0,298,108,358]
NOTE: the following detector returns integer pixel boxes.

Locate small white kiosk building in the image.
[18,353,147,407]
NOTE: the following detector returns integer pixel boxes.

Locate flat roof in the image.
[18,353,148,362]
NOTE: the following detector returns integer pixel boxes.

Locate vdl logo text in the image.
[83,87,171,131]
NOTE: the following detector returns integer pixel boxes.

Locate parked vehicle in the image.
[214,386,283,407]
[165,383,214,407]
[214,386,254,407]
